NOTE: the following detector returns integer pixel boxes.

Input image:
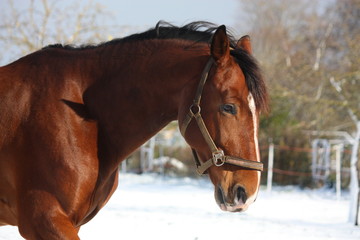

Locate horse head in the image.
[179,25,268,212]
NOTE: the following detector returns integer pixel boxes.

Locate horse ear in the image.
[211,25,230,62]
[236,35,252,54]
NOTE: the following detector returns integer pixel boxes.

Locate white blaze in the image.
[247,93,260,162]
[246,93,261,204]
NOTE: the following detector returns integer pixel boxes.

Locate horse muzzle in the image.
[215,185,251,212]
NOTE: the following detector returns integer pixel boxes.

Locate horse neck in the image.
[84,40,209,161]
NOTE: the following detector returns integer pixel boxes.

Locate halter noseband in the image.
[180,58,264,175]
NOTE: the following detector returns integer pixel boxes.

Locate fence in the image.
[264,142,352,199]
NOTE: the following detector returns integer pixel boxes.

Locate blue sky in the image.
[7,0,240,27]
[107,0,240,27]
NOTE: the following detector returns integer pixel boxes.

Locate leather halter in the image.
[180,58,264,175]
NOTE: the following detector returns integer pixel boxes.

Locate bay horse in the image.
[0,21,268,239]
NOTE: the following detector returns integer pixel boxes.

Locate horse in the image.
[0,21,268,239]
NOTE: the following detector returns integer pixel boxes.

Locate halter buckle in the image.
[212,150,225,166]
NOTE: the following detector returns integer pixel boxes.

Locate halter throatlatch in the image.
[180,58,264,175]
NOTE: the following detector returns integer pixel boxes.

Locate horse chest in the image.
[78,169,119,226]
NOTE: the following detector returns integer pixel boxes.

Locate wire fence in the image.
[260,143,352,190]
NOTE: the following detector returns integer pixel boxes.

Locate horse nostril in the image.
[235,186,247,204]
[217,186,225,205]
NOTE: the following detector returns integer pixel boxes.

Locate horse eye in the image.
[220,104,237,115]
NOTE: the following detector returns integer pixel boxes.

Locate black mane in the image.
[43,21,268,112]
[122,21,219,44]
[43,21,221,50]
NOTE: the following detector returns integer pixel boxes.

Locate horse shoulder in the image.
[0,66,32,148]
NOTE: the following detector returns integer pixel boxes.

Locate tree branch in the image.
[330,76,359,124]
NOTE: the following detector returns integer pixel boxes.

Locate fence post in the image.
[334,144,343,200]
[267,142,274,193]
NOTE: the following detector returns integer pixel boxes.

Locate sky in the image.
[3,0,241,26]
[97,0,240,28]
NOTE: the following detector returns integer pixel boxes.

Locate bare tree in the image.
[327,0,360,225]
[0,0,119,65]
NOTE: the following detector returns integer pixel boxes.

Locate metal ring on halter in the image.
[212,150,225,166]
[189,104,201,116]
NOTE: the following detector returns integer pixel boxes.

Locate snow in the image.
[1,173,360,240]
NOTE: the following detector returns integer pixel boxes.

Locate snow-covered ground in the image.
[1,173,360,240]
